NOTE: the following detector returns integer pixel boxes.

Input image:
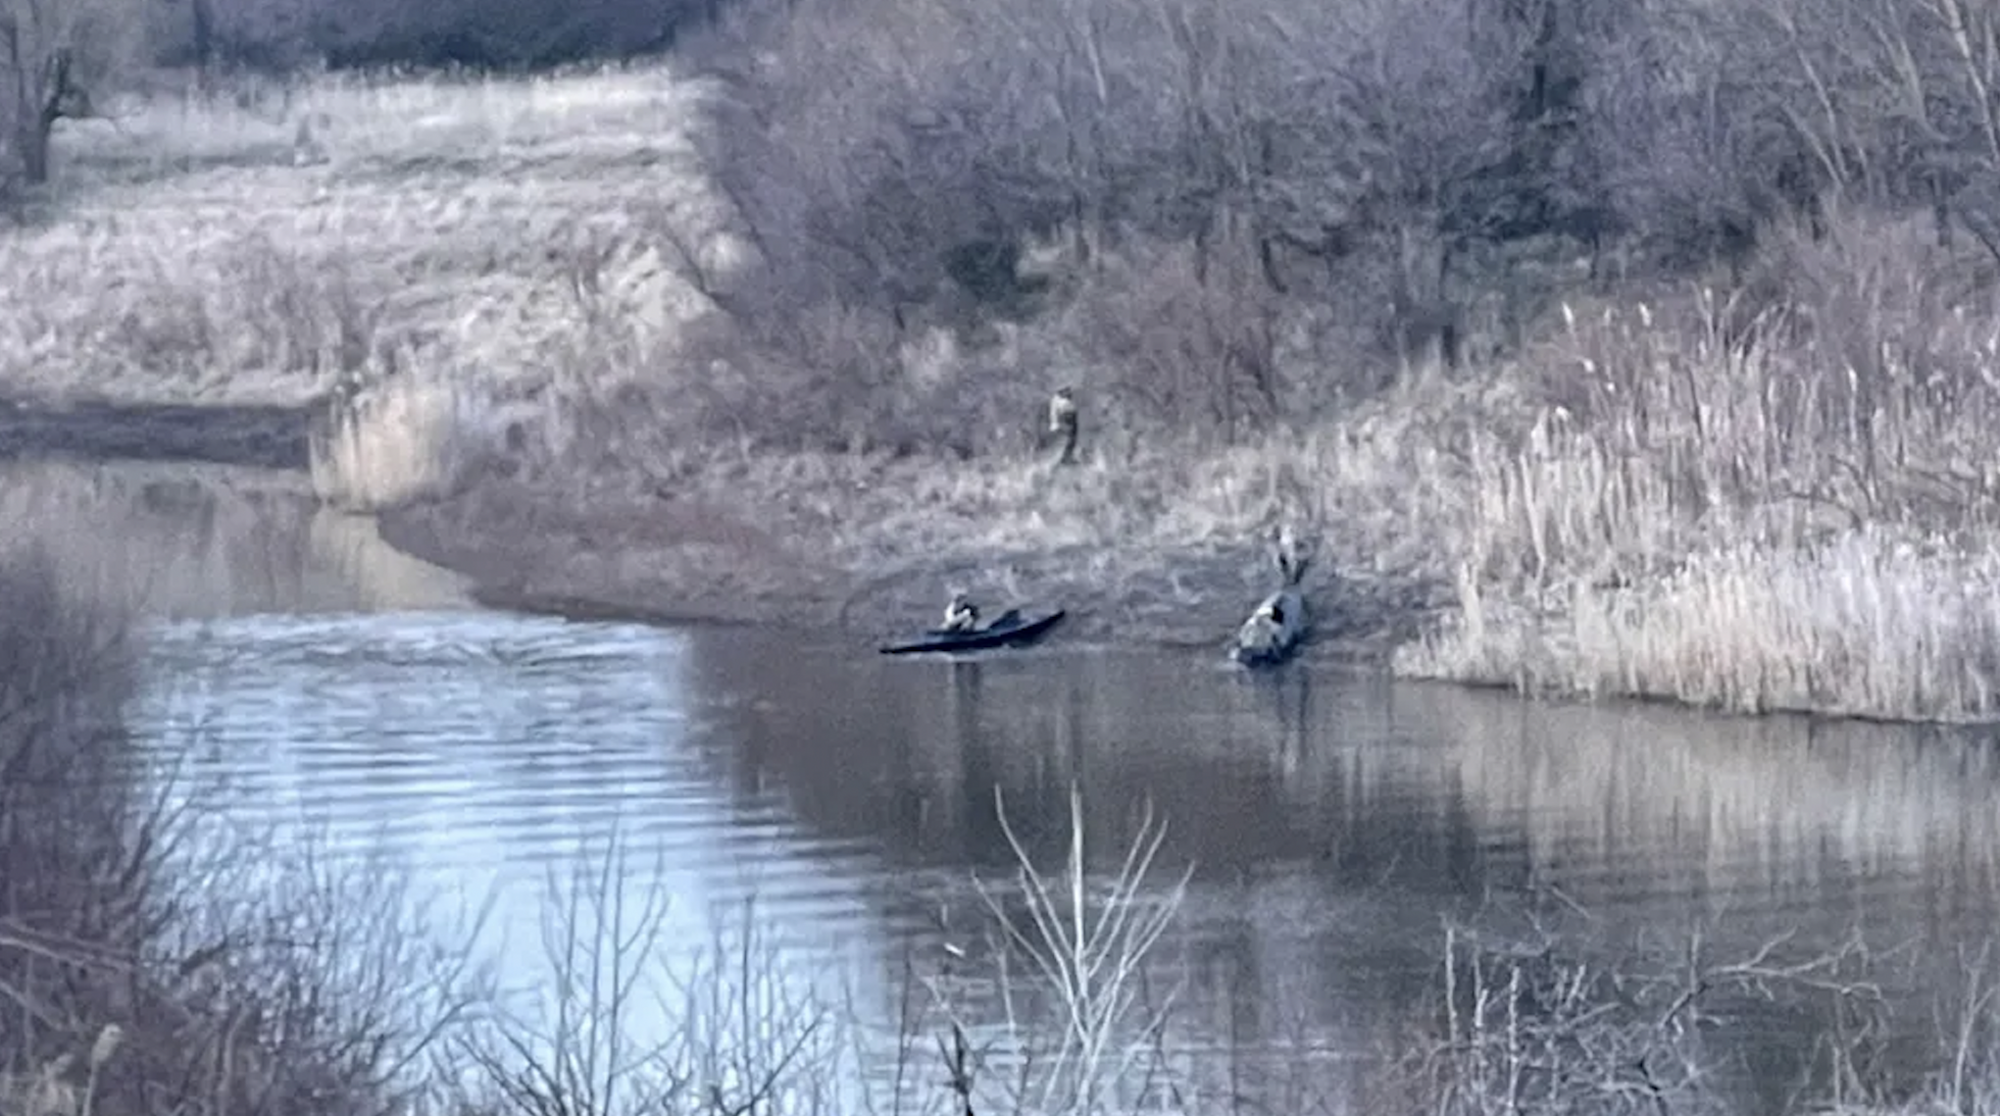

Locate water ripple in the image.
[118,603,2000,1112]
[129,610,893,1017]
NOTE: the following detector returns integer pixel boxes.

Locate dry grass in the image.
[308,377,520,511]
[1401,530,2000,721]
[0,525,483,1116]
[791,210,2000,724]
[1384,218,2000,722]
[4,63,726,408]
[6,61,740,524]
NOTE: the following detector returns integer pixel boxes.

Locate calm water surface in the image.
[21,459,2000,1113]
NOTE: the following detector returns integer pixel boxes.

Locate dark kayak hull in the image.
[878,609,1068,656]
[1231,642,1299,668]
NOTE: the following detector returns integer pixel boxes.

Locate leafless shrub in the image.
[1066,238,1287,446]
[448,820,849,1116]
[676,0,1557,451]
[909,786,1191,1116]
[1365,911,1919,1116]
[670,0,2000,461]
[0,542,488,1116]
[0,0,149,185]
[673,293,918,455]
[0,549,138,1110]
[442,783,1196,1116]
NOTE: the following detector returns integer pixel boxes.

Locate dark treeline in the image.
[154,0,726,73]
[653,0,2000,451]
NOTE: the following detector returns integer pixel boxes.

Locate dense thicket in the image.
[662,0,2000,448]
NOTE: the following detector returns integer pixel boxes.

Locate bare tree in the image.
[0,0,148,184]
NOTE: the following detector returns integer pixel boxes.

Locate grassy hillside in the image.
[4,64,721,407]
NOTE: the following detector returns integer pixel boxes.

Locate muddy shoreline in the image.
[374,477,1442,665]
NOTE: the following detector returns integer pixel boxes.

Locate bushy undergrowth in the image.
[636,0,2000,723]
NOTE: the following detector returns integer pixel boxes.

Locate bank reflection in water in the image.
[683,628,2000,935]
[0,458,470,618]
[673,628,2000,1098]
[678,636,1465,877]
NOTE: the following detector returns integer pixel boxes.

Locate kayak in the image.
[878,608,1067,656]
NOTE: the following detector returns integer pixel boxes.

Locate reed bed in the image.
[1401,529,2000,721]
[308,377,527,512]
[1388,219,2000,722]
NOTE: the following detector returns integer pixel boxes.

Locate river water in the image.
[20,458,2000,1114]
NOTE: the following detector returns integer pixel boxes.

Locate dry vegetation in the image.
[0,533,486,1116]
[656,0,2000,725]
[8,0,2000,722]
[4,65,719,407]
[22,0,2000,1103]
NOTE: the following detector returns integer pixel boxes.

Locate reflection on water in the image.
[35,458,2000,1110]
[0,458,471,616]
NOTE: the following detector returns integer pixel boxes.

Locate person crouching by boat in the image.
[1231,521,1315,666]
[1232,597,1283,665]
[1232,589,1307,666]
[942,590,981,633]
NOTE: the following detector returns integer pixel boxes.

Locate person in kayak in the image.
[941,590,981,633]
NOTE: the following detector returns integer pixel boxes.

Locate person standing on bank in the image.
[1046,385,1079,465]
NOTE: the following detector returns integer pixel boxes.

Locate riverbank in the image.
[1,62,1437,661]
[0,395,307,468]
[362,271,2000,727]
[0,389,1465,662]
[373,455,1448,662]
[17,354,1999,727]
[13,62,2000,723]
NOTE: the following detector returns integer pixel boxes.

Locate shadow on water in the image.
[0,399,308,469]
